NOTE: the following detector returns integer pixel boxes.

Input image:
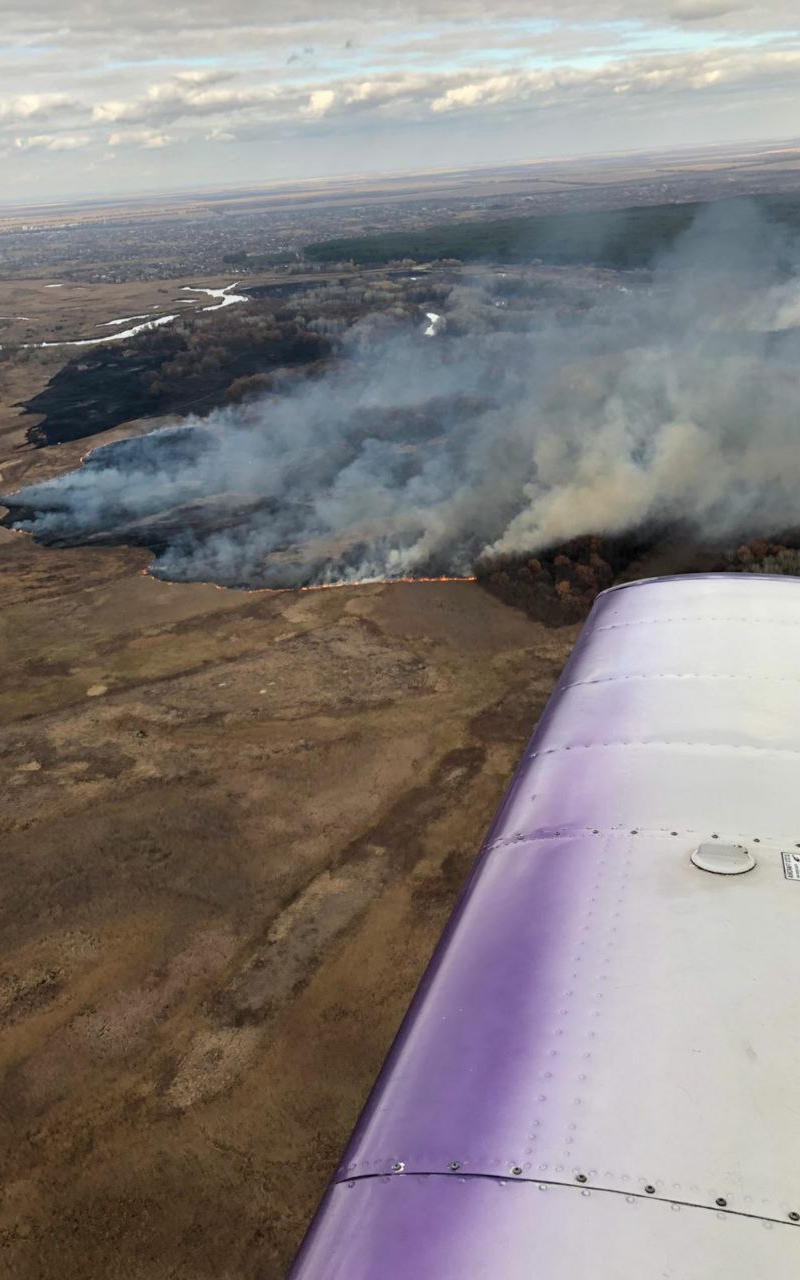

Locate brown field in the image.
[0,327,576,1276]
[0,278,248,351]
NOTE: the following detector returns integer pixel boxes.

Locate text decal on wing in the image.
[781,852,800,882]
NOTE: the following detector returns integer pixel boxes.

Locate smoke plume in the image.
[6,200,800,588]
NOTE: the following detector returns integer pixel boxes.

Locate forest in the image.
[478,534,800,625]
[303,193,800,268]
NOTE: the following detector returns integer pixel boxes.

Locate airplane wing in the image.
[289,573,800,1278]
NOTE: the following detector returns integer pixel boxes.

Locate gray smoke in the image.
[7,200,800,588]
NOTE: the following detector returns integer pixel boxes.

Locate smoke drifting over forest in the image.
[7,202,800,590]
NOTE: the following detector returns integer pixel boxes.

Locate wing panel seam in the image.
[557,673,800,691]
[333,1170,800,1228]
[528,741,800,759]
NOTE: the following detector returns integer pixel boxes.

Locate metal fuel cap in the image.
[691,843,756,875]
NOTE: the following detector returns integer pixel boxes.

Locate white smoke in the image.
[7,200,800,588]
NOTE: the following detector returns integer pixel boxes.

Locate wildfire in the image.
[138,567,477,595]
[7,427,481,596]
[299,574,478,594]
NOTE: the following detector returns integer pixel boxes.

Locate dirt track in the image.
[0,494,577,1276]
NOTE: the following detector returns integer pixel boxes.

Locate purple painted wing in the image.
[289,575,800,1278]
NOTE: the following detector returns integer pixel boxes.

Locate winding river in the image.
[17,283,249,350]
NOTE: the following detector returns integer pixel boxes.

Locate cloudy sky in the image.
[2,0,800,202]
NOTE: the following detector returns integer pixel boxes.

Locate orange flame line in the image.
[138,567,477,595]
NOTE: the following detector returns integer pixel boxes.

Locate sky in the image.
[2,0,800,202]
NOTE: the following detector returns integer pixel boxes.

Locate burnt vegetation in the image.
[478,532,800,625]
[20,305,330,447]
[17,273,451,448]
[477,535,652,624]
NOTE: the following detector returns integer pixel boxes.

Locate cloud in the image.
[92,45,800,136]
[429,49,800,113]
[4,1,800,196]
[305,89,336,118]
[670,0,747,18]
[93,77,282,126]
[0,92,75,120]
[13,132,90,151]
[92,100,129,124]
[107,128,171,148]
[174,69,235,85]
